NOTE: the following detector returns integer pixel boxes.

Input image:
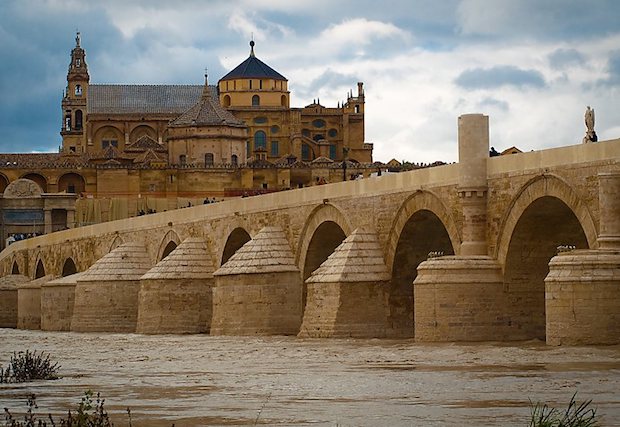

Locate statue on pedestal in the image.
[583,106,598,144]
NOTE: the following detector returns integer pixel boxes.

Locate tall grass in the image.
[529,393,600,427]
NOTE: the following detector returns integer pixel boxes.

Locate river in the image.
[1,329,619,426]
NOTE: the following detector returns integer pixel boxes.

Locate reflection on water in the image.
[1,329,620,426]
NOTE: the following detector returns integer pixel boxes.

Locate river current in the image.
[1,329,619,426]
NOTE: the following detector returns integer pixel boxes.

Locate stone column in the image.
[458,114,489,256]
[414,114,510,342]
[597,172,620,249]
[44,209,52,234]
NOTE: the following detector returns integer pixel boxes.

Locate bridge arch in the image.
[109,235,124,253]
[34,257,46,279]
[157,229,181,261]
[497,174,594,340]
[61,257,77,277]
[385,190,460,337]
[11,259,20,275]
[297,203,353,280]
[496,174,597,267]
[220,226,252,267]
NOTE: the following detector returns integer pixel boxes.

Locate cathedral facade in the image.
[0,34,374,241]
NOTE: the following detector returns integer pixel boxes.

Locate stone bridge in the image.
[1,115,619,345]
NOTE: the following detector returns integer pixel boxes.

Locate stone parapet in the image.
[545,249,620,345]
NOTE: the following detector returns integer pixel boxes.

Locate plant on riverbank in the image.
[529,393,600,427]
[0,351,60,383]
[3,391,115,427]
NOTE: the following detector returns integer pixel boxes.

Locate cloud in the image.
[478,97,509,112]
[596,50,620,87]
[454,66,546,90]
[310,18,412,59]
[548,48,587,70]
[456,0,620,41]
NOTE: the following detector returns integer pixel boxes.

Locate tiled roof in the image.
[220,43,287,81]
[125,135,166,152]
[78,242,152,281]
[170,86,245,127]
[142,237,215,280]
[133,149,166,165]
[306,228,391,283]
[213,226,298,276]
[88,84,204,115]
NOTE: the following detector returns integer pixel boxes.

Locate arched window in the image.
[223,95,231,107]
[179,154,187,166]
[281,95,287,107]
[252,95,260,106]
[301,143,312,161]
[75,84,82,96]
[231,154,238,166]
[75,110,83,130]
[205,153,214,166]
[254,131,267,150]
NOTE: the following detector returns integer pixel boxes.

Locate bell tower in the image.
[61,32,89,154]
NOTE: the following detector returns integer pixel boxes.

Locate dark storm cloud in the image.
[548,48,587,70]
[0,1,120,152]
[454,66,546,90]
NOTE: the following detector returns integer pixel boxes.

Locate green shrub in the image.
[3,391,117,427]
[0,351,60,383]
[529,393,600,427]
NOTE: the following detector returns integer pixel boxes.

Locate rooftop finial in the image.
[202,67,211,99]
[250,39,255,57]
[75,31,81,47]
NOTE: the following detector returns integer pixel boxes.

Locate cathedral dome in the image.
[220,41,287,82]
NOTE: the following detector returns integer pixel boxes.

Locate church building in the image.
[0,33,373,242]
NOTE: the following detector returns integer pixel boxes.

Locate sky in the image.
[1,0,619,163]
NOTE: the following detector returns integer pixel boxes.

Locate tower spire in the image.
[249,39,255,57]
[75,31,81,47]
[202,67,211,99]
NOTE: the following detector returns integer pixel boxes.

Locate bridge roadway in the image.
[1,115,619,345]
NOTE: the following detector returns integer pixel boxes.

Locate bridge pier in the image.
[41,272,83,331]
[136,237,215,334]
[414,114,511,342]
[0,275,29,328]
[71,243,152,332]
[299,229,389,338]
[545,172,620,345]
[211,227,302,336]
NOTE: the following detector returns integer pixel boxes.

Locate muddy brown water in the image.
[1,329,620,426]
